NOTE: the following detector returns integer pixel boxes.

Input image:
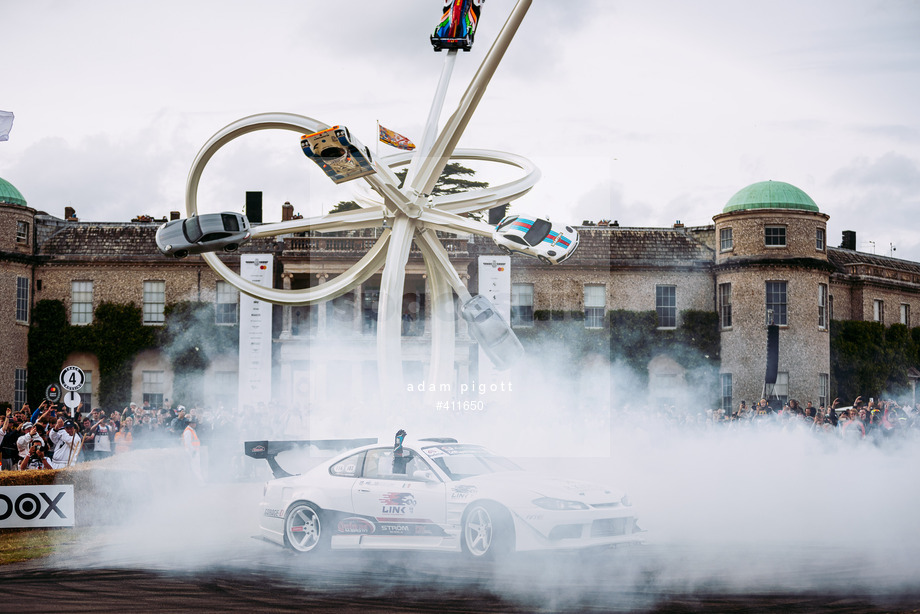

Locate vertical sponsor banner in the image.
[239,255,274,410]
[477,256,512,389]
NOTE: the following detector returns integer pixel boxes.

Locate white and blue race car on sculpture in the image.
[492,214,579,264]
[247,434,643,558]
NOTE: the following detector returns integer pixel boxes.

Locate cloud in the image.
[829,152,920,190]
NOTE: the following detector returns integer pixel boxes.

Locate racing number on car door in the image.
[352,448,446,536]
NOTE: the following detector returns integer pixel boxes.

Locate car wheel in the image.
[498,245,513,255]
[223,243,239,252]
[462,502,513,559]
[283,502,328,553]
[538,255,552,265]
[174,250,189,259]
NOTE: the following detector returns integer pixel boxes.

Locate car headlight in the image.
[532,497,589,511]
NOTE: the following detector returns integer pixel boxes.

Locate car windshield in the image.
[523,219,552,246]
[183,216,204,243]
[422,444,522,480]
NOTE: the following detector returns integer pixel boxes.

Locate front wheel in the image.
[223,243,239,252]
[462,502,513,559]
[284,502,328,553]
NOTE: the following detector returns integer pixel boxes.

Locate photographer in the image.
[19,441,52,471]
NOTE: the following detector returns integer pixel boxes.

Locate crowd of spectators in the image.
[0,398,222,472]
[620,395,918,444]
[2,391,918,474]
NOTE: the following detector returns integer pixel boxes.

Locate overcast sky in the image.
[2,0,919,259]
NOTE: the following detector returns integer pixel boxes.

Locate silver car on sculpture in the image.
[155,212,252,258]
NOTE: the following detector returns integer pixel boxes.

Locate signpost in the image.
[59,366,85,417]
[63,391,81,412]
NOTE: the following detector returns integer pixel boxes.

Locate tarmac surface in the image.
[5,457,920,613]
[6,530,920,613]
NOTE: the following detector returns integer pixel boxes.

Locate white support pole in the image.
[376,214,417,399]
[410,0,533,197]
[404,50,458,192]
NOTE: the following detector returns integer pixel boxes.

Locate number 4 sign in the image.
[60,366,85,392]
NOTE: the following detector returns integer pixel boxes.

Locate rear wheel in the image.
[462,502,513,559]
[498,245,513,255]
[284,502,328,553]
[223,243,239,252]
[173,250,189,259]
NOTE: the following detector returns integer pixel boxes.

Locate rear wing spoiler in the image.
[244,438,378,479]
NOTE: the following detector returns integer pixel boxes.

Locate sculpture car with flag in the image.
[492,214,580,264]
[249,432,643,559]
[301,125,376,184]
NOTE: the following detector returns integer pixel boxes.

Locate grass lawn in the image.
[0,528,89,565]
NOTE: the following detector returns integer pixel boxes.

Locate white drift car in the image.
[249,436,643,558]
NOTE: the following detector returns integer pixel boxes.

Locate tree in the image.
[398,162,490,221]
[328,200,361,214]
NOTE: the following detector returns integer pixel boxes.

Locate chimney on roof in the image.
[841,230,856,250]
[673,220,684,229]
[246,191,263,224]
[281,201,294,221]
[488,203,509,225]
[170,211,181,220]
[64,206,77,221]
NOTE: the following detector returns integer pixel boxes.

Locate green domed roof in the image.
[723,180,818,213]
[0,176,27,207]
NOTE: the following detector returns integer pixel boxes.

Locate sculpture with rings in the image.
[185,0,537,398]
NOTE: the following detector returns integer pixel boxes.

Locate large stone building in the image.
[3,175,919,412]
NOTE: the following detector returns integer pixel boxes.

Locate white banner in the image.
[477,255,512,386]
[0,110,13,141]
[238,255,274,410]
[0,485,75,528]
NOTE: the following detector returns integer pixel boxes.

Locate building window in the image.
[721,373,733,412]
[656,285,676,328]
[774,372,789,405]
[873,299,884,324]
[584,284,606,329]
[765,226,786,247]
[71,280,93,325]
[818,283,828,330]
[215,281,239,325]
[212,370,237,411]
[718,283,732,329]
[142,370,164,409]
[81,371,93,410]
[766,281,787,325]
[143,281,166,325]
[829,295,834,321]
[720,228,733,252]
[900,304,910,326]
[16,221,29,244]
[16,276,29,323]
[511,283,533,327]
[819,373,829,409]
[816,227,826,251]
[14,368,27,411]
